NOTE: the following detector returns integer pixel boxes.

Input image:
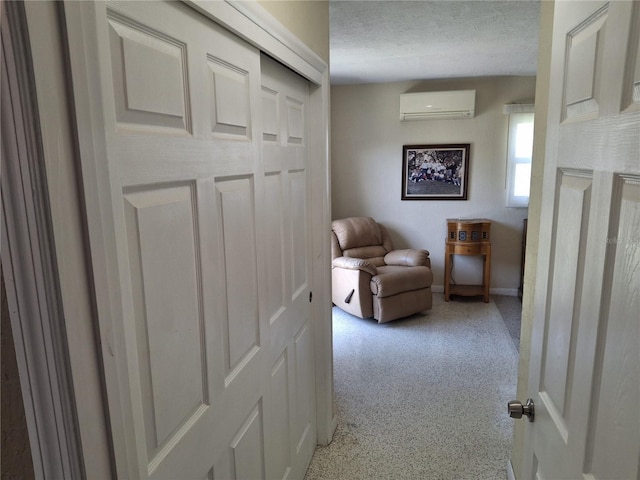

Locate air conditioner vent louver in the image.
[400,90,476,121]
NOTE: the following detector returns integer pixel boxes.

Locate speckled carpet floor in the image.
[304,294,519,480]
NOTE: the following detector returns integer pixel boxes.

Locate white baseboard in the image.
[491,287,520,296]
[431,285,520,297]
[507,459,517,480]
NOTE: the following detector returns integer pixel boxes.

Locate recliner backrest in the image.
[331,217,394,266]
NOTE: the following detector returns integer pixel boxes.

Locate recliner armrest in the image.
[332,256,378,276]
[384,249,430,267]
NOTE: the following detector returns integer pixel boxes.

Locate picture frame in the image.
[401,144,470,200]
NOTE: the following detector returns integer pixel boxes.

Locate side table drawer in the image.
[450,244,483,255]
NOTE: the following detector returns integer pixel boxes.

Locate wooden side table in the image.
[444,219,491,302]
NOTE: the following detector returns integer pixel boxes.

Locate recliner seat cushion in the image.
[384,249,429,267]
[370,265,433,298]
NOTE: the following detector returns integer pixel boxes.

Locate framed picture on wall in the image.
[401,144,470,200]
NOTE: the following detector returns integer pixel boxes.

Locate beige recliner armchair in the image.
[331,217,433,323]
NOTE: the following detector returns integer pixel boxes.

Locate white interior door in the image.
[260,53,316,480]
[64,2,315,478]
[524,1,640,479]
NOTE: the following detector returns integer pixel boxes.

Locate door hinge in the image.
[309,291,312,302]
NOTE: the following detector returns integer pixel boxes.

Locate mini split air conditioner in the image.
[400,90,476,121]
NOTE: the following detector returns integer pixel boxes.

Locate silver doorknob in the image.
[508,398,535,422]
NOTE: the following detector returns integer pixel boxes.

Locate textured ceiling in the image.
[330,0,541,85]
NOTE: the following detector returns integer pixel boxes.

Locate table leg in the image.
[444,252,451,301]
[483,250,491,303]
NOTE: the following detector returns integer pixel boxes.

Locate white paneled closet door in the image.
[260,54,316,480]
[64,1,316,478]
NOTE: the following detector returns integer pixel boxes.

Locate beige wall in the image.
[331,76,536,293]
[258,0,329,63]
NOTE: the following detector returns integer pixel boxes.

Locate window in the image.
[505,110,534,208]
